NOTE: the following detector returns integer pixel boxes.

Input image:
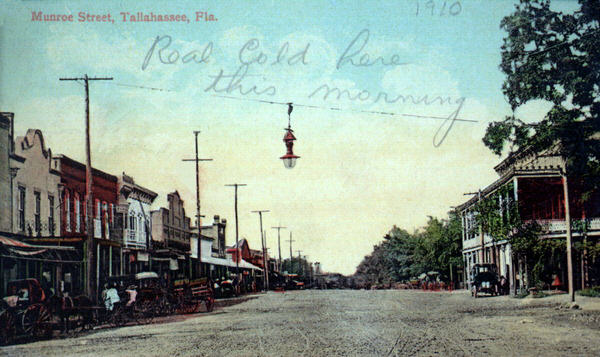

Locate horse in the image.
[46,294,94,333]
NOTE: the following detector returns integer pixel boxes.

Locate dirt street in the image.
[2,290,600,356]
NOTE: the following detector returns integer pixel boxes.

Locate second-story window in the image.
[75,194,81,232]
[18,186,26,232]
[129,212,136,232]
[48,195,55,235]
[34,191,41,234]
[102,202,109,239]
[65,191,71,232]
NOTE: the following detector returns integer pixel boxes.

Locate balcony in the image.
[527,218,600,236]
[124,228,146,249]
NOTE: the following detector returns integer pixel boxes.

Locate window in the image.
[95,199,101,218]
[129,211,136,231]
[75,194,81,232]
[34,191,41,234]
[65,191,71,232]
[18,186,26,232]
[103,202,109,239]
[48,195,55,235]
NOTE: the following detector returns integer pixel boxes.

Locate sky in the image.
[0,0,578,275]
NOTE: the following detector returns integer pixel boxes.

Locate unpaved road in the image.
[2,290,600,356]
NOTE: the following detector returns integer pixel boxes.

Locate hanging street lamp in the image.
[280,103,300,169]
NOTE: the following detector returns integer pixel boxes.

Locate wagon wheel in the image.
[110,305,127,327]
[23,304,53,339]
[205,296,215,313]
[183,300,196,314]
[69,310,88,333]
[0,311,16,345]
[192,300,203,313]
[141,300,155,324]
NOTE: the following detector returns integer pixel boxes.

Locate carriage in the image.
[0,279,54,344]
[171,277,214,314]
[99,271,166,326]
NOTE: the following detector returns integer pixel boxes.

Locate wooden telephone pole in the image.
[286,232,295,273]
[225,183,246,275]
[271,225,287,272]
[59,75,112,302]
[182,131,212,276]
[252,210,269,291]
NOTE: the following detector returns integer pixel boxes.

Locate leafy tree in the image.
[509,221,565,288]
[354,215,463,285]
[483,0,600,197]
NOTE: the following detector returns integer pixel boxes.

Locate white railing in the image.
[528,218,600,234]
[535,219,567,233]
[589,218,600,231]
[128,229,137,242]
[94,218,102,238]
[124,229,146,249]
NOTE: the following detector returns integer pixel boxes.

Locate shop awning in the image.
[197,255,262,271]
[0,235,81,264]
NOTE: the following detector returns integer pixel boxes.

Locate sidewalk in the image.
[521,291,600,311]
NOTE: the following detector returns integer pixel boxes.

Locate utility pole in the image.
[272,225,287,272]
[562,169,575,302]
[182,131,212,276]
[225,183,246,276]
[60,74,112,302]
[251,210,270,292]
[263,231,269,290]
[296,250,303,277]
[286,232,295,273]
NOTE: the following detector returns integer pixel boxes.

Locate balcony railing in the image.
[526,218,600,235]
[535,219,567,233]
[123,229,146,249]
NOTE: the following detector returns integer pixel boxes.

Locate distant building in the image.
[202,215,227,258]
[118,172,157,274]
[151,191,192,279]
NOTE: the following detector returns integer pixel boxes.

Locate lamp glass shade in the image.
[283,157,297,169]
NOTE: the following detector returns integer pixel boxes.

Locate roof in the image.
[456,167,563,212]
[54,154,118,182]
[230,238,248,249]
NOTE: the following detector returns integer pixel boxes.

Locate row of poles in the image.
[61,74,307,299]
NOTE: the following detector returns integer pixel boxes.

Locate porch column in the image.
[562,174,575,302]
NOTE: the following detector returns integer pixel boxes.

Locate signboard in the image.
[115,203,129,214]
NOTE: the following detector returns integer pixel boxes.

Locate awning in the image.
[197,255,262,271]
[0,235,81,264]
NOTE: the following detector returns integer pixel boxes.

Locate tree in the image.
[354,216,463,286]
[483,0,600,196]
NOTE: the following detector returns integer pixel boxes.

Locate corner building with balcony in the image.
[117,173,157,275]
[458,143,600,295]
